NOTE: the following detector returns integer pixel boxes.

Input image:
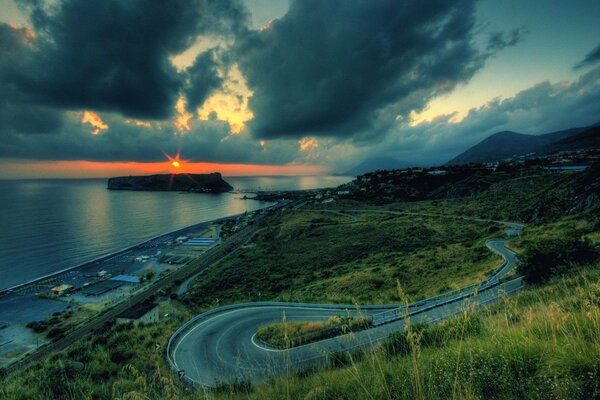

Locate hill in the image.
[107,173,233,193]
[542,125,600,154]
[340,157,414,177]
[447,126,589,165]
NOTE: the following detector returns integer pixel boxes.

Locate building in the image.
[427,169,448,175]
[81,280,123,296]
[546,165,590,173]
[51,284,73,296]
[110,275,141,284]
[116,302,159,326]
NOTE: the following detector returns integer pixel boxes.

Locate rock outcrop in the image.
[107,173,233,193]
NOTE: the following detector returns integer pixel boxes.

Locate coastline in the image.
[1,200,279,294]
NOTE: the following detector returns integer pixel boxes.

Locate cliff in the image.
[107,173,233,193]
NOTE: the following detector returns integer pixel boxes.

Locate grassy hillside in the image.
[210,265,600,400]
[383,173,580,223]
[2,168,600,399]
[3,259,597,400]
[182,210,503,309]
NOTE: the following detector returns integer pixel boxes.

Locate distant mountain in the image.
[542,125,600,154]
[447,126,591,165]
[340,157,414,177]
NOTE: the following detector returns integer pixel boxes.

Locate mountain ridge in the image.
[447,124,595,165]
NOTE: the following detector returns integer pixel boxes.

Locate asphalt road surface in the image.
[169,215,524,388]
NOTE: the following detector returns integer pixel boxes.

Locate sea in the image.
[0,175,351,291]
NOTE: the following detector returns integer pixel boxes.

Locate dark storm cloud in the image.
[183,50,223,112]
[575,42,600,69]
[8,0,247,120]
[0,111,301,165]
[235,0,520,141]
[12,0,247,119]
[0,0,292,166]
[0,23,65,135]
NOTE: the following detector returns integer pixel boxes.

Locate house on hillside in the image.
[116,302,159,326]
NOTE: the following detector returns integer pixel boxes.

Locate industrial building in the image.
[116,302,159,326]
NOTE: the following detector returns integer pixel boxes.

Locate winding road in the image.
[168,211,525,388]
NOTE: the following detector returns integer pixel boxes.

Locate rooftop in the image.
[117,302,158,320]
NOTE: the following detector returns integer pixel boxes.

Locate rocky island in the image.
[107,173,233,193]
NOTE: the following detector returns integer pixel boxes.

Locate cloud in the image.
[183,50,224,112]
[367,66,600,165]
[234,0,519,141]
[575,42,600,69]
[4,0,247,120]
[0,0,595,174]
[0,23,66,136]
[486,27,527,52]
[81,111,108,135]
[0,109,303,165]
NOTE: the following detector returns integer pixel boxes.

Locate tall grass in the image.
[208,266,600,400]
[2,267,598,399]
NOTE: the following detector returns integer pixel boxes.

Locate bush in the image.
[328,351,352,369]
[518,237,598,283]
[214,378,253,394]
[26,320,48,333]
[110,347,133,364]
[382,329,413,357]
[47,326,66,339]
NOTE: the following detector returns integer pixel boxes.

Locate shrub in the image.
[328,351,352,369]
[47,326,66,339]
[214,378,253,394]
[26,320,48,333]
[518,237,598,283]
[382,330,412,357]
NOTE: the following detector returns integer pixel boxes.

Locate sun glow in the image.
[173,97,192,133]
[198,65,253,134]
[81,111,108,135]
[164,151,188,172]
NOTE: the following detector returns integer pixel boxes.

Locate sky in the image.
[0,0,599,178]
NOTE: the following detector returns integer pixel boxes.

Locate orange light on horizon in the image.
[172,160,181,168]
[0,160,329,179]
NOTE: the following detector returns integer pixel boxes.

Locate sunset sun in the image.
[164,151,187,172]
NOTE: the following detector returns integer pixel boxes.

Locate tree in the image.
[518,237,598,284]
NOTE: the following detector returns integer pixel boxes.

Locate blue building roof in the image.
[110,275,141,284]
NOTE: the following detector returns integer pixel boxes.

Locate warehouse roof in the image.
[110,275,141,284]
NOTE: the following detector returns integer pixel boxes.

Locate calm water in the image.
[0,176,351,290]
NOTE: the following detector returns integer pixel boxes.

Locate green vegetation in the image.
[518,236,598,283]
[364,173,574,222]
[1,302,190,400]
[4,263,599,399]
[256,315,372,349]
[210,265,600,400]
[25,309,76,339]
[2,166,600,399]
[183,211,502,309]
